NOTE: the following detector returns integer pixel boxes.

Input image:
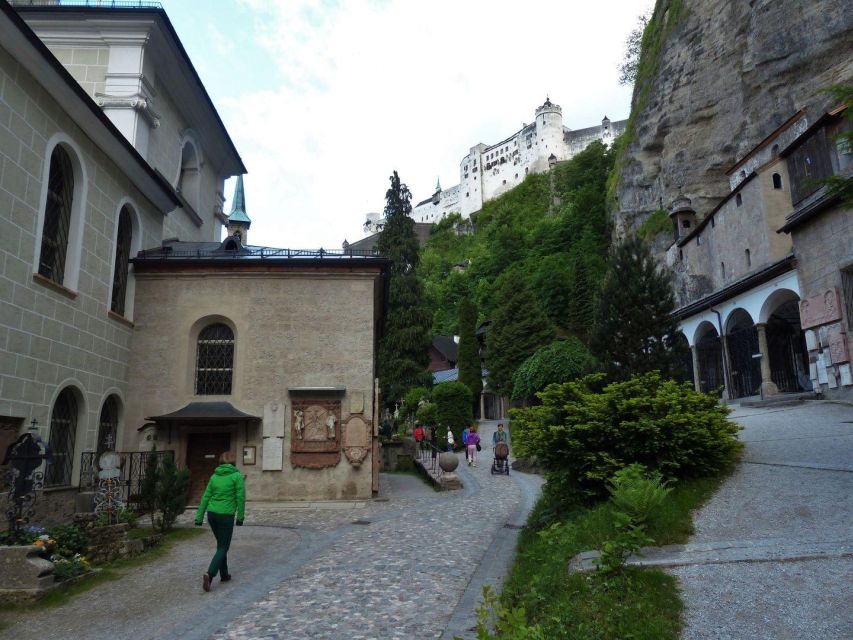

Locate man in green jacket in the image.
[194,451,245,592]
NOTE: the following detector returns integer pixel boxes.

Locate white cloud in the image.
[221,0,645,249]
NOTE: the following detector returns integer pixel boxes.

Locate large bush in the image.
[511,372,741,501]
[400,386,431,423]
[432,380,472,447]
[511,338,596,401]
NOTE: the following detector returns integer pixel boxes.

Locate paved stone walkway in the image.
[0,420,542,640]
[670,401,853,640]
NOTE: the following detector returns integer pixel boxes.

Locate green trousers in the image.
[206,511,234,578]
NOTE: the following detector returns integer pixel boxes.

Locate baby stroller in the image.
[491,441,510,475]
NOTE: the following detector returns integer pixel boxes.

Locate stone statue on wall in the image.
[295,409,304,440]
[326,412,337,439]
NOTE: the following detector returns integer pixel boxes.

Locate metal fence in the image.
[79,450,173,505]
[414,440,445,478]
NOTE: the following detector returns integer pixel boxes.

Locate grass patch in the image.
[499,468,733,639]
[0,527,205,614]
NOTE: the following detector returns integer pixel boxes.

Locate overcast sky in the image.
[163,0,647,249]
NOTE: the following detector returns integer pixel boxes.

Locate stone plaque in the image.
[291,400,341,469]
[262,437,283,470]
[839,364,852,387]
[263,401,285,438]
[817,352,829,384]
[350,392,364,415]
[804,329,817,351]
[342,414,371,466]
[799,288,841,329]
[826,323,850,364]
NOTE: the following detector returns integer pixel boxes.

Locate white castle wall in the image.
[413,99,626,222]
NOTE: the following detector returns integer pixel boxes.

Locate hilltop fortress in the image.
[407,98,626,224]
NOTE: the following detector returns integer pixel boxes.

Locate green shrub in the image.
[51,553,91,581]
[432,381,472,447]
[401,386,431,422]
[607,463,671,524]
[416,401,438,426]
[46,523,87,559]
[511,372,741,501]
[139,450,190,533]
[511,338,596,401]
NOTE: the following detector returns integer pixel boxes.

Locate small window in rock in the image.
[679,249,684,261]
[745,248,751,268]
[721,262,726,279]
[711,217,716,228]
[735,193,742,207]
[682,219,691,229]
[772,173,782,189]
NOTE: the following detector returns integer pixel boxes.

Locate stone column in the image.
[479,392,485,421]
[720,335,734,400]
[690,345,702,393]
[755,323,779,396]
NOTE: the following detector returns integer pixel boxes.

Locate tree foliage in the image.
[377,171,433,404]
[590,235,684,380]
[457,298,482,415]
[432,380,473,448]
[618,13,650,86]
[140,450,190,533]
[510,372,742,502]
[511,338,595,401]
[486,275,553,397]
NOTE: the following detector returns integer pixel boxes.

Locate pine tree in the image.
[457,298,482,417]
[377,171,432,405]
[590,235,683,379]
[486,275,554,397]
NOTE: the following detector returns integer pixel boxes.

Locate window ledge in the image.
[32,273,77,300]
[107,310,134,329]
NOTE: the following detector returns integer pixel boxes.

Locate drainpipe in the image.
[709,307,732,400]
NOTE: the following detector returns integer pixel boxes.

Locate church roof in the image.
[133,240,387,263]
[228,175,251,224]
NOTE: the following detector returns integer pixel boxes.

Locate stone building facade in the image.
[413,98,626,222]
[0,1,384,521]
[669,104,852,401]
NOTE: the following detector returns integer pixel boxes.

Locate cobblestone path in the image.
[0,420,541,640]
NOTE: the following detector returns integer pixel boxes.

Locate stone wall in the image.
[0,40,166,487]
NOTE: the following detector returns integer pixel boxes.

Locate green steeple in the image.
[228,175,251,225]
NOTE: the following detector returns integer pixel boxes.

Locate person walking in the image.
[194,451,245,592]
[414,423,425,450]
[467,425,481,467]
[461,425,470,451]
[493,423,509,446]
[446,426,455,452]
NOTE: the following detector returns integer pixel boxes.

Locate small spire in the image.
[228,175,251,224]
[435,177,441,193]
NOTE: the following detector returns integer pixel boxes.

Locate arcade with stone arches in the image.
[678,272,811,400]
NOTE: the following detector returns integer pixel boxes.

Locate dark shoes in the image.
[221,574,232,582]
[202,573,211,592]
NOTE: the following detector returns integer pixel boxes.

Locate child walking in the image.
[466,425,481,466]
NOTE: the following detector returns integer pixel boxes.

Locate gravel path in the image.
[0,420,541,640]
[670,401,853,640]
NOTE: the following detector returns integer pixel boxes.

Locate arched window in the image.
[38,146,75,284]
[195,323,234,395]
[45,387,79,487]
[772,173,782,189]
[110,206,133,315]
[97,395,119,454]
[177,140,200,211]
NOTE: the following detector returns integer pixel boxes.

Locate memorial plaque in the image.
[826,323,850,364]
[839,364,853,387]
[291,400,341,468]
[804,329,817,351]
[817,352,829,384]
[262,437,283,470]
[263,401,285,438]
[799,288,842,329]
[342,414,371,466]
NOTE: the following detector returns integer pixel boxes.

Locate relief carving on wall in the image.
[291,400,341,469]
[827,323,850,364]
[342,415,371,467]
[799,288,841,329]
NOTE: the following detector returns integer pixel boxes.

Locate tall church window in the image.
[38,146,75,284]
[110,206,133,315]
[45,387,79,487]
[195,323,234,395]
[772,173,782,189]
[97,395,119,455]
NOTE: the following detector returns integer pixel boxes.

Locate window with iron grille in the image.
[38,146,75,284]
[110,206,133,315]
[195,323,234,395]
[97,395,119,455]
[45,388,78,487]
[843,266,853,332]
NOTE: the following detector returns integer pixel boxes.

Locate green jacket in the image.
[194,464,245,522]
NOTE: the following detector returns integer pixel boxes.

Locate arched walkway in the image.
[694,322,724,394]
[765,299,810,393]
[726,309,761,399]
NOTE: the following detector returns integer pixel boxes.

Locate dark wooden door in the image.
[186,433,231,504]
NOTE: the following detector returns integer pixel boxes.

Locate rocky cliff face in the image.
[613,0,853,239]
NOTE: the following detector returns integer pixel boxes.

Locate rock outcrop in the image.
[613,0,853,240]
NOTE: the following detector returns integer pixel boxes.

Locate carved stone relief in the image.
[799,288,841,329]
[342,414,371,467]
[291,400,341,469]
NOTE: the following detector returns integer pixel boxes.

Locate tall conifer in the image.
[486,276,554,397]
[457,298,482,417]
[377,172,432,405]
[590,235,683,379]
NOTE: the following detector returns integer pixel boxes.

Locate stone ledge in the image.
[568,538,853,573]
